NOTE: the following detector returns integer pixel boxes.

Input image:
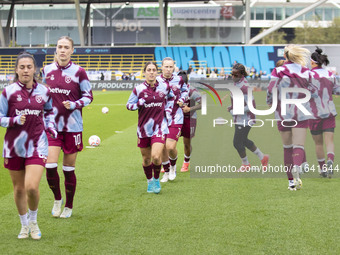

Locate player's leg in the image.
[280,131,295,190]
[311,132,326,176]
[25,164,44,240]
[233,125,250,172]
[291,127,307,189]
[166,125,182,180]
[8,164,29,239]
[140,146,154,193]
[180,117,192,172]
[60,152,78,218]
[160,146,170,182]
[181,137,191,172]
[167,138,179,180]
[324,131,335,177]
[151,142,165,193]
[46,145,63,217]
[243,126,269,170]
[59,132,84,218]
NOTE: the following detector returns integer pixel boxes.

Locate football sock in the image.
[241,156,249,165]
[318,158,325,171]
[184,154,190,163]
[169,156,177,167]
[153,164,161,179]
[327,152,335,162]
[19,213,28,226]
[292,146,305,167]
[253,148,264,160]
[143,164,153,179]
[63,166,76,209]
[46,163,62,200]
[162,161,170,173]
[28,209,38,222]
[284,145,293,180]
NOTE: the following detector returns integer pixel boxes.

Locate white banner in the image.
[171,7,221,19]
[134,7,221,19]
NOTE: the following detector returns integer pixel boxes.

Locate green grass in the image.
[0,90,340,254]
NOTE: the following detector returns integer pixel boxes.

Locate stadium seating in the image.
[43,54,154,80]
[0,55,17,77]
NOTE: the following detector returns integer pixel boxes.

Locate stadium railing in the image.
[43,54,154,80]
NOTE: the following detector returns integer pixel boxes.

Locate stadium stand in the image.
[0,55,17,78]
[43,54,154,80]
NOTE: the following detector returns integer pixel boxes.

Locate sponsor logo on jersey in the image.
[144,102,163,108]
[49,87,71,96]
[17,95,22,102]
[65,76,72,83]
[16,109,41,116]
[35,95,43,103]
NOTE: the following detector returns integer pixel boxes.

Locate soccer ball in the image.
[102,107,109,114]
[88,135,101,147]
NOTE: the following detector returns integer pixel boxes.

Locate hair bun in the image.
[315,47,323,54]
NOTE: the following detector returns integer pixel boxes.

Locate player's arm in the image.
[0,90,25,127]
[126,88,144,111]
[332,76,340,95]
[41,68,47,83]
[65,69,93,110]
[267,69,280,105]
[239,85,252,113]
[165,87,175,124]
[178,78,189,106]
[186,90,202,113]
[70,70,93,110]
[44,94,57,138]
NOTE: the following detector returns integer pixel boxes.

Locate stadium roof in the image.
[0,0,225,4]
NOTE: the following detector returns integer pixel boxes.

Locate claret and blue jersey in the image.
[157,74,189,126]
[126,80,174,138]
[0,81,55,158]
[42,61,93,132]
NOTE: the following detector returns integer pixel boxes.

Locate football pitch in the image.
[1,90,340,254]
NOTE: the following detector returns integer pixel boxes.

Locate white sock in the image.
[241,156,249,165]
[19,213,28,226]
[28,209,38,222]
[253,148,264,160]
[147,178,152,183]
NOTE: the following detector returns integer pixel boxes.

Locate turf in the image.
[0,90,340,254]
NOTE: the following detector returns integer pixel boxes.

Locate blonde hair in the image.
[284,45,310,67]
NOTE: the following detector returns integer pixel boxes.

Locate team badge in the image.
[17,95,22,102]
[144,93,148,98]
[35,95,43,103]
[158,91,165,98]
[65,76,72,83]
[172,86,178,92]
[50,74,55,81]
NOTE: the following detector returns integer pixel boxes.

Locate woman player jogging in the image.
[42,36,93,218]
[267,45,314,190]
[177,70,201,172]
[158,57,189,183]
[126,61,174,193]
[0,52,57,239]
[229,63,269,172]
[309,47,340,178]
